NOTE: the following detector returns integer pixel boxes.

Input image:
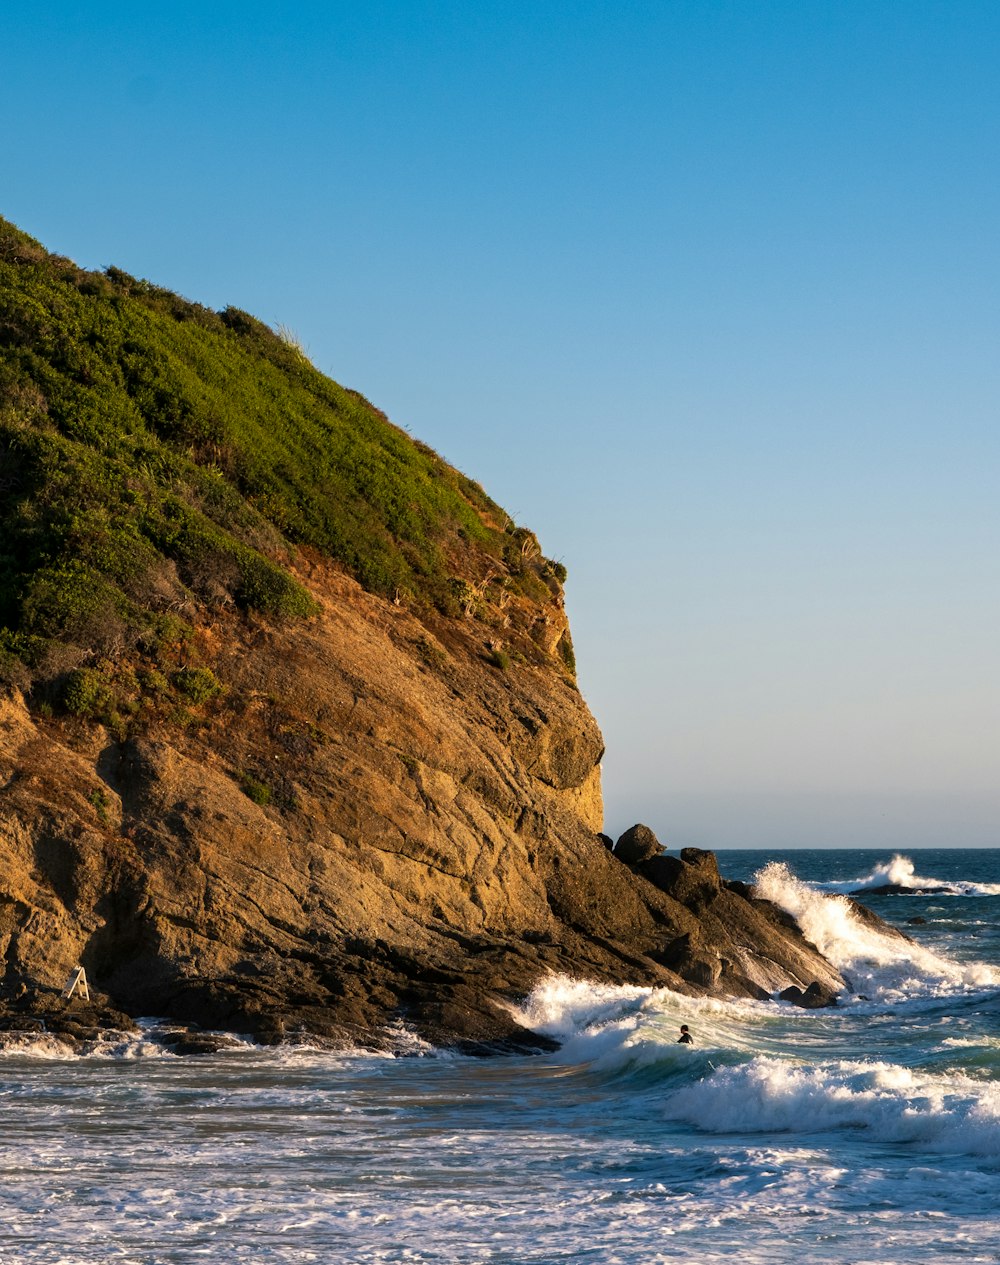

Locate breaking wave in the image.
[664,1057,1000,1155]
[509,974,1000,1160]
[753,861,999,1002]
[816,852,1000,897]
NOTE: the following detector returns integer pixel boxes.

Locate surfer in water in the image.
[677,1025,693,1045]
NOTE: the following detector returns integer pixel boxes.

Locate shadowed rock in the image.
[779,981,839,1009]
[614,823,662,864]
[641,848,722,912]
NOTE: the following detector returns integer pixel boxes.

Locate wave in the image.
[815,852,1000,897]
[664,1056,1000,1156]
[509,977,783,1078]
[753,861,999,1002]
[512,977,1000,1159]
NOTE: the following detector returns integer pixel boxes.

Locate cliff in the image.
[0,217,857,1051]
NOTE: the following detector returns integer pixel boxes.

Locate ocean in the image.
[1,848,997,1264]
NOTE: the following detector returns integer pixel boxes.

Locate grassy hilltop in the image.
[0,217,570,718]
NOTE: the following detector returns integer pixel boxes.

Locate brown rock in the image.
[614,824,662,865]
[655,931,722,988]
[641,850,721,912]
[0,556,899,1048]
[779,981,838,1009]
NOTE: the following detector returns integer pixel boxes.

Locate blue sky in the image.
[4,2,999,847]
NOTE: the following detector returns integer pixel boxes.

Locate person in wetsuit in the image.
[677,1025,693,1044]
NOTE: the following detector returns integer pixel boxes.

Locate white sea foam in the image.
[0,1016,436,1065]
[664,1056,1000,1156]
[0,1028,176,1061]
[753,861,999,1001]
[818,853,1000,897]
[510,976,657,1038]
[509,976,810,1081]
[509,977,700,1075]
[0,968,998,1265]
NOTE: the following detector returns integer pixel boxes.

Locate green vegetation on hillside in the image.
[0,216,567,697]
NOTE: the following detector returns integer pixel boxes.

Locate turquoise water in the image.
[0,849,997,1263]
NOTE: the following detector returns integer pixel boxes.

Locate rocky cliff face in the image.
[0,553,852,1050]
[0,215,868,1052]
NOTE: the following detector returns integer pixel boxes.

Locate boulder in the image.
[641,848,721,911]
[717,965,771,1001]
[779,980,838,1009]
[655,930,722,989]
[614,823,662,865]
[846,898,912,941]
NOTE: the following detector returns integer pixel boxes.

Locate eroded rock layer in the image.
[0,560,855,1051]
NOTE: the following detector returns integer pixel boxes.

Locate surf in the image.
[814,852,1000,898]
[752,860,1000,1001]
[664,1056,1000,1156]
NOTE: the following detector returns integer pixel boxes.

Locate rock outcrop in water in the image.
[851,883,958,897]
[0,216,882,1052]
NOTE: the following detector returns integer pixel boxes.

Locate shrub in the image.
[0,213,559,656]
[0,650,30,691]
[0,630,33,690]
[88,788,110,824]
[137,667,170,696]
[62,668,114,718]
[237,553,317,617]
[20,561,126,641]
[144,614,193,659]
[172,666,224,704]
[240,773,272,806]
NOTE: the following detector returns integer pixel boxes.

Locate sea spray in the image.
[818,853,1000,898]
[753,861,999,1000]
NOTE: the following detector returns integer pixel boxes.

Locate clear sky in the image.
[4,2,999,848]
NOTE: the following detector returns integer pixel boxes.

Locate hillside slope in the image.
[0,219,852,1049]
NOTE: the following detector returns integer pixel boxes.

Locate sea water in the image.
[1,849,998,1264]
